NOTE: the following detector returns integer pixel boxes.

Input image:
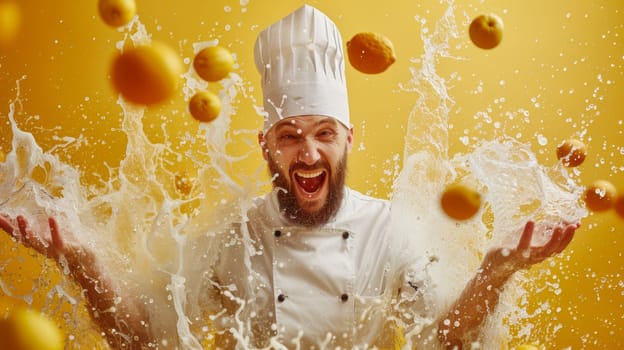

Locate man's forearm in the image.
[69,258,154,349]
[436,263,513,349]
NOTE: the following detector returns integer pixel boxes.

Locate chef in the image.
[207,5,433,349]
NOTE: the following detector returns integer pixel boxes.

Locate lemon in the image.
[98,0,136,27]
[469,14,504,50]
[188,90,222,123]
[440,184,482,221]
[346,32,396,74]
[556,138,586,167]
[614,193,624,219]
[193,46,235,82]
[0,2,20,46]
[0,308,64,350]
[110,41,183,106]
[583,180,617,213]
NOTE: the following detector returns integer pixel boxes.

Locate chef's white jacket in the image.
[208,187,435,349]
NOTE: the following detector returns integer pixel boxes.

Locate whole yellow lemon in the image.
[346,32,396,74]
[188,90,222,123]
[0,2,21,46]
[556,138,586,167]
[584,180,617,213]
[193,45,235,82]
[111,41,183,106]
[440,184,482,221]
[469,13,504,50]
[0,308,64,350]
[98,0,136,28]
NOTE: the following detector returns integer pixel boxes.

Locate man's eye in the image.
[318,130,335,138]
[279,134,296,140]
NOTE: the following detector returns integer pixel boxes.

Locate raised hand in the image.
[0,214,96,280]
[1,215,70,260]
[1,215,61,257]
[438,219,581,349]
[483,220,580,279]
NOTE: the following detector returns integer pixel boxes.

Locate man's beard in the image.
[267,150,347,227]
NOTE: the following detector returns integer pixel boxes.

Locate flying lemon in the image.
[346,32,396,74]
[110,41,184,106]
[556,138,586,167]
[188,90,222,123]
[0,307,64,350]
[583,180,617,213]
[193,45,235,82]
[98,0,136,28]
[469,13,504,50]
[0,2,21,46]
[440,184,482,221]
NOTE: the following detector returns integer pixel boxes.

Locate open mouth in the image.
[294,170,327,194]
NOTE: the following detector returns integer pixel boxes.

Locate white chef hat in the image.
[254,5,350,133]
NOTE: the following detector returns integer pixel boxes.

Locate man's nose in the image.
[297,138,321,165]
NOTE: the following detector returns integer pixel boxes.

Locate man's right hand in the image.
[1,215,63,257]
[0,215,96,280]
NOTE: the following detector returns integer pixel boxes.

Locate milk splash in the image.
[0,2,587,350]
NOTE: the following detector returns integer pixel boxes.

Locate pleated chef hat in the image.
[254,5,350,133]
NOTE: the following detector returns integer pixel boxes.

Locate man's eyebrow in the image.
[315,117,338,127]
[273,124,293,134]
[274,117,338,131]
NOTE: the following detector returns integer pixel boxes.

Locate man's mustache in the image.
[289,161,331,174]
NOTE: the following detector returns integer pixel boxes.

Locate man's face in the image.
[259,115,353,226]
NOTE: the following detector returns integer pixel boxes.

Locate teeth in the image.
[295,170,324,178]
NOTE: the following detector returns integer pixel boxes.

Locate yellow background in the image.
[0,0,622,348]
